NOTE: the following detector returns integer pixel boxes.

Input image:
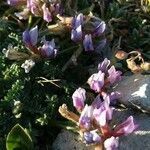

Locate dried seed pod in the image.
[140,62,150,71]
[115,50,128,60]
[126,58,143,74]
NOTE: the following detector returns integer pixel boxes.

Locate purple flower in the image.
[93,21,106,37]
[23,26,38,48]
[42,4,52,22]
[83,34,94,51]
[27,0,41,16]
[72,13,83,28]
[107,66,122,84]
[40,39,57,57]
[79,105,93,130]
[87,71,105,92]
[71,25,82,42]
[83,130,101,144]
[102,92,122,105]
[92,95,102,109]
[113,116,137,137]
[104,136,119,150]
[7,0,26,6]
[109,92,122,102]
[71,14,83,42]
[72,87,86,111]
[93,99,113,126]
[98,58,110,73]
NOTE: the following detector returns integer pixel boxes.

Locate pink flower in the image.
[72,88,86,111]
[104,136,119,150]
[93,99,113,126]
[79,105,94,130]
[87,71,105,92]
[98,58,110,73]
[113,116,137,137]
[40,39,57,58]
[107,66,122,84]
[42,4,52,22]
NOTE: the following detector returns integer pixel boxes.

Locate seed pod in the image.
[126,58,143,74]
[115,50,128,60]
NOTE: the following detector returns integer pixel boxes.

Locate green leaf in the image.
[6,124,33,150]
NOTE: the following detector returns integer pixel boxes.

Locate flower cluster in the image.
[59,58,137,150]
[21,25,58,72]
[23,25,57,58]
[7,0,62,22]
[3,26,58,73]
[71,13,106,52]
[88,58,122,93]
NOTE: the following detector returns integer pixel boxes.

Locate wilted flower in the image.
[83,34,94,51]
[79,105,93,130]
[107,66,122,84]
[72,87,86,111]
[23,26,38,48]
[104,136,119,150]
[40,39,57,58]
[2,44,29,61]
[21,59,35,73]
[83,130,101,144]
[87,71,105,92]
[98,58,110,73]
[15,8,30,20]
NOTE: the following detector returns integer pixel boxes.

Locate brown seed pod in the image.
[115,50,128,60]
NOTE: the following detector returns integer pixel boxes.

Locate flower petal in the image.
[83,34,94,51]
[104,136,119,150]
[72,87,86,111]
[113,116,137,136]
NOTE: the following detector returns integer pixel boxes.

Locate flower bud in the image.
[115,50,128,60]
[72,87,86,111]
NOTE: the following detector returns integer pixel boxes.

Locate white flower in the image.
[21,59,35,73]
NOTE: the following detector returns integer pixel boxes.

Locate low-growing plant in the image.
[0,0,149,149]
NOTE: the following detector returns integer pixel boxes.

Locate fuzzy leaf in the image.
[6,124,33,150]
